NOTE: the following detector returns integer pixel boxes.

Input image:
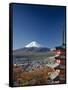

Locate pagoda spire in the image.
[62,24,66,46]
[62,28,64,45]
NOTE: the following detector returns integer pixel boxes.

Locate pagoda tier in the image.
[55,59,65,65]
[54,49,66,56]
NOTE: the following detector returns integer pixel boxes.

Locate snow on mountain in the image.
[25,41,41,48]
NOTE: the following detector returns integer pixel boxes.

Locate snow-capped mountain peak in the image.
[25,41,41,48]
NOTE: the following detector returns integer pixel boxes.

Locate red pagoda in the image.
[54,28,66,84]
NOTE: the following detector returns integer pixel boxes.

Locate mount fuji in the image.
[13,41,50,55]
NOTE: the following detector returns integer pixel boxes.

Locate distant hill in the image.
[13,47,50,56]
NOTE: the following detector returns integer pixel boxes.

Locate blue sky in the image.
[12,3,66,49]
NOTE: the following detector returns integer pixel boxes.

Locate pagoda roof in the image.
[55,44,66,50]
[55,55,66,60]
[54,65,66,69]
